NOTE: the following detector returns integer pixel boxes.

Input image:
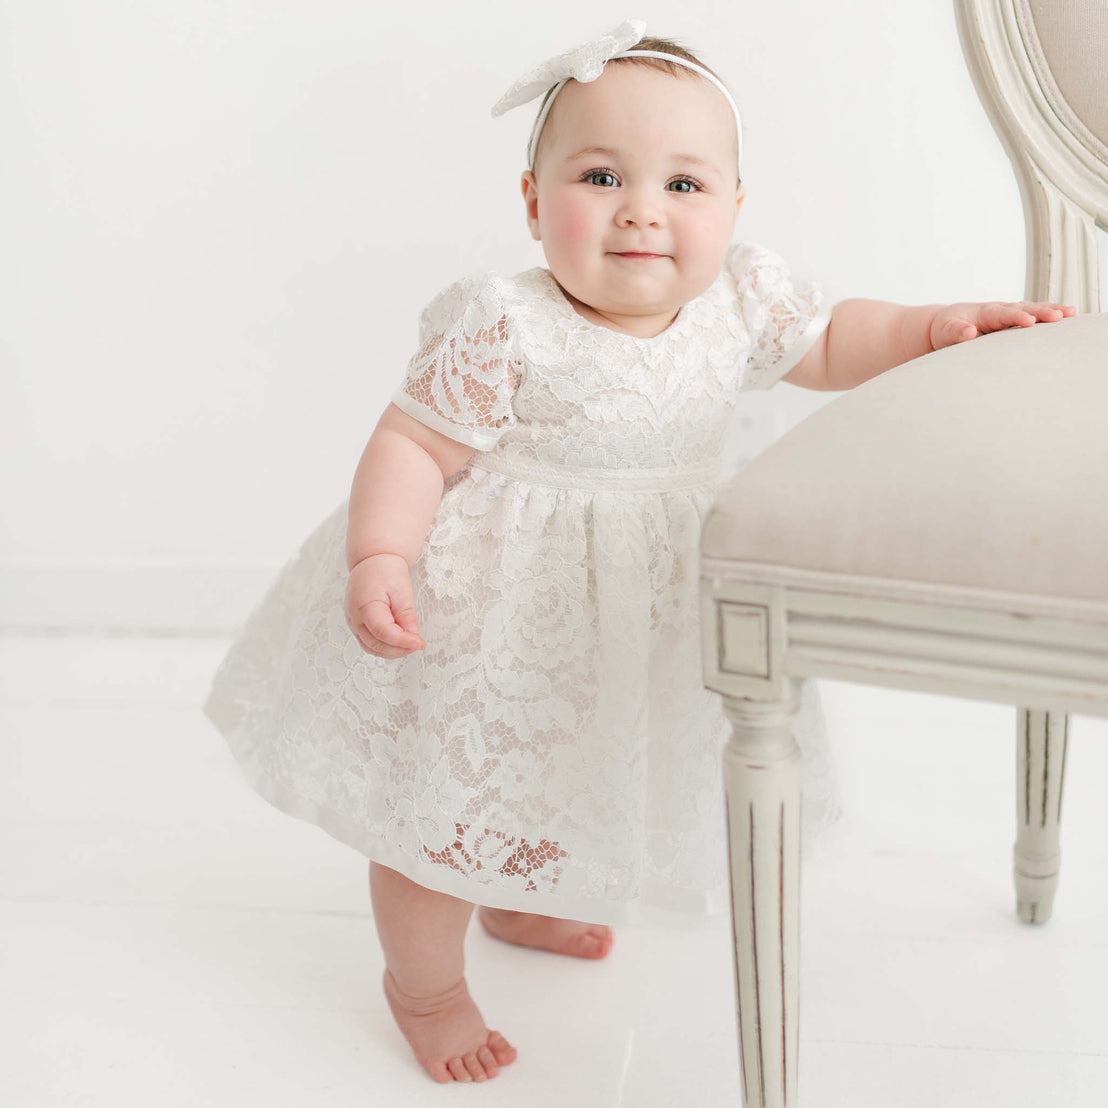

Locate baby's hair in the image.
[531,35,741,186]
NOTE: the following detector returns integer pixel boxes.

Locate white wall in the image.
[0,1,1052,631]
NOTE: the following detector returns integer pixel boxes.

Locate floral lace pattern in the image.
[203,241,841,924]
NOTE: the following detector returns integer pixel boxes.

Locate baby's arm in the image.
[346,403,475,570]
[784,299,941,391]
[344,404,476,656]
[783,298,1075,391]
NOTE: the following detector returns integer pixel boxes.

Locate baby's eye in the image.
[583,169,618,187]
[668,177,702,193]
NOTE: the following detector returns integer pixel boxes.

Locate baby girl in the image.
[203,18,1074,1088]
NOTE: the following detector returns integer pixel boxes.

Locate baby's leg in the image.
[369,860,518,1083]
[430,824,615,960]
[477,904,614,958]
[476,834,614,957]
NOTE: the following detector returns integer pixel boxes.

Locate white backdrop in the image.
[1,1,1086,631]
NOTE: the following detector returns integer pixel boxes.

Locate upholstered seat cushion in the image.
[702,312,1108,605]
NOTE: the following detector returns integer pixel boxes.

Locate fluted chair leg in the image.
[1014,708,1069,924]
[719,677,802,1108]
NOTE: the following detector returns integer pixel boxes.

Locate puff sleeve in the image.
[727,241,831,391]
[390,272,522,450]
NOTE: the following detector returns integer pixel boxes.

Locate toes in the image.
[477,1044,499,1077]
[462,1051,487,1082]
[578,926,613,958]
[487,1030,518,1064]
[427,1044,502,1083]
[428,1061,453,1084]
[446,1056,472,1082]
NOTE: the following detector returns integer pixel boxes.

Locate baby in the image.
[354,29,1073,1083]
[205,19,1075,1089]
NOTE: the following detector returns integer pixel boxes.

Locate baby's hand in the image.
[344,553,427,660]
[930,300,1076,349]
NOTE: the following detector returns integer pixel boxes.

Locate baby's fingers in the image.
[983,300,1075,332]
[1023,300,1077,321]
[972,302,1031,332]
[941,315,979,344]
[390,600,427,648]
[350,622,404,659]
[363,598,425,651]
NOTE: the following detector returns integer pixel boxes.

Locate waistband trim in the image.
[468,452,720,491]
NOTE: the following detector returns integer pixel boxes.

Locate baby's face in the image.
[521,62,745,338]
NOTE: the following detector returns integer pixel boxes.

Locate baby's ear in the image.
[735,182,747,212]
[520,171,541,242]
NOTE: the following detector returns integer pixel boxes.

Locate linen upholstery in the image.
[1018,0,1108,161]
[701,312,1108,604]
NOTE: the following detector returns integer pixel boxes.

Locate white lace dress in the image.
[202,240,845,926]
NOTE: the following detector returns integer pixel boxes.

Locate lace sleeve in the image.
[727,241,831,391]
[390,272,522,450]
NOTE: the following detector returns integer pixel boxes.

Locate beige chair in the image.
[698,1,1108,1104]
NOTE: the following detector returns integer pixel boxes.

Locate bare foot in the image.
[381,968,518,1084]
[478,907,614,959]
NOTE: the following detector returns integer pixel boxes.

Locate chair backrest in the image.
[954,0,1108,310]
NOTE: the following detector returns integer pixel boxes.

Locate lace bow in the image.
[490,19,647,118]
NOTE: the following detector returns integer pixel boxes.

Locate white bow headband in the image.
[490,19,744,177]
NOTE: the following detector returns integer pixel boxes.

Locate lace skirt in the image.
[203,467,844,926]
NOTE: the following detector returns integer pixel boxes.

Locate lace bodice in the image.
[390,240,829,480]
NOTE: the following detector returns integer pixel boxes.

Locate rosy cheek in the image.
[546,194,593,245]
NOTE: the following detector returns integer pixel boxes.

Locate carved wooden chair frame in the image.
[698,2,1108,1104]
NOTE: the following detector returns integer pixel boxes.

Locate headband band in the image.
[491,20,743,177]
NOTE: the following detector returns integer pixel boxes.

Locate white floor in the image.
[2,634,1107,1107]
